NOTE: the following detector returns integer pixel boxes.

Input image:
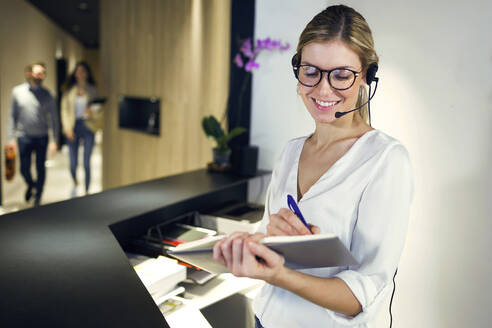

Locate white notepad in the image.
[167,233,358,274]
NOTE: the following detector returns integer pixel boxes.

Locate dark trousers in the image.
[17,135,48,200]
[67,119,95,191]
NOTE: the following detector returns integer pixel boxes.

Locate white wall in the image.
[252,0,492,327]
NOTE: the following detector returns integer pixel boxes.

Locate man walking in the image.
[6,62,58,206]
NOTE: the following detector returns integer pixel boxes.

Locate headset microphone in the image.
[334,76,379,118]
[334,62,379,122]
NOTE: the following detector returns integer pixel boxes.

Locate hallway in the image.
[1,133,102,215]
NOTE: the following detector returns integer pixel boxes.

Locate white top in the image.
[253,129,413,328]
[74,95,87,119]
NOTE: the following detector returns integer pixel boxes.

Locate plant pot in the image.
[213,148,231,167]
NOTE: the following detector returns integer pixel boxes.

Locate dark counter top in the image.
[0,169,268,327]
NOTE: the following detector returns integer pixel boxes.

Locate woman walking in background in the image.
[61,61,102,197]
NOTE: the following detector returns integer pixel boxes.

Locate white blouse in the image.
[74,95,87,119]
[253,129,414,328]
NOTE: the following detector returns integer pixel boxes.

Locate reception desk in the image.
[0,169,268,327]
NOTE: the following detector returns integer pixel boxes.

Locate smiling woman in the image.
[295,40,365,124]
[213,4,413,328]
[292,6,379,125]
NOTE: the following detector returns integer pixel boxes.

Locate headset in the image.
[291,52,379,125]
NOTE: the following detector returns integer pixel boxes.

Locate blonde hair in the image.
[296,5,378,123]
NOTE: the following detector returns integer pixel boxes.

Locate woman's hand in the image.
[83,107,92,119]
[48,141,57,156]
[65,130,75,141]
[212,232,286,283]
[266,208,320,236]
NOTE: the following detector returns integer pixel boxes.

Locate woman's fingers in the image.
[221,238,233,267]
[267,214,296,235]
[309,224,321,234]
[266,222,291,236]
[65,130,75,141]
[241,239,260,276]
[212,231,287,281]
[247,232,265,243]
[278,208,312,235]
[218,232,248,268]
[213,238,229,266]
[268,208,312,236]
[212,231,292,281]
[247,240,284,268]
[231,237,244,274]
[219,235,235,267]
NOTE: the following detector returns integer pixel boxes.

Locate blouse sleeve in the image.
[255,182,273,234]
[330,144,414,324]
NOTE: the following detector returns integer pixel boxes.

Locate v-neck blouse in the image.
[293,130,376,202]
[253,129,414,328]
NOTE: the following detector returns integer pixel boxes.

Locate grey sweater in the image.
[7,83,59,142]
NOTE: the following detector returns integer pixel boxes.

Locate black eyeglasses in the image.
[293,64,360,90]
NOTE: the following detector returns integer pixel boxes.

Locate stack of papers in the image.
[133,256,186,301]
[196,214,261,234]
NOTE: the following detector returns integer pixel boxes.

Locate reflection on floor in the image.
[0,133,102,215]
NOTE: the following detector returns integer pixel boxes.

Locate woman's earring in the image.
[296,84,300,95]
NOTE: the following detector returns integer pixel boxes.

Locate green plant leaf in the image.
[202,116,246,152]
[223,127,247,143]
[202,116,224,139]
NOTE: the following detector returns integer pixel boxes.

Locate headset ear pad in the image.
[366,63,378,85]
[291,53,300,79]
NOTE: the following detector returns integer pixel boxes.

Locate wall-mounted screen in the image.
[118,96,160,136]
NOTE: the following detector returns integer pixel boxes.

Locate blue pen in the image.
[287,194,312,233]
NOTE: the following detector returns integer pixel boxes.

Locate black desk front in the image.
[0,169,268,327]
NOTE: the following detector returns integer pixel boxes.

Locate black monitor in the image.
[118,96,160,136]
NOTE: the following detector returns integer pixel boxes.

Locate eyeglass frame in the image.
[292,64,361,91]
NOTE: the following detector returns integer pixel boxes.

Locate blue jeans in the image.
[17,135,48,201]
[67,120,95,191]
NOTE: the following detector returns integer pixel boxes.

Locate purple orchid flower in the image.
[234,53,244,68]
[234,36,290,72]
[256,39,264,50]
[240,38,254,58]
[271,40,280,49]
[245,59,260,72]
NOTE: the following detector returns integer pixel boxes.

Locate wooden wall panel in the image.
[100,0,230,189]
